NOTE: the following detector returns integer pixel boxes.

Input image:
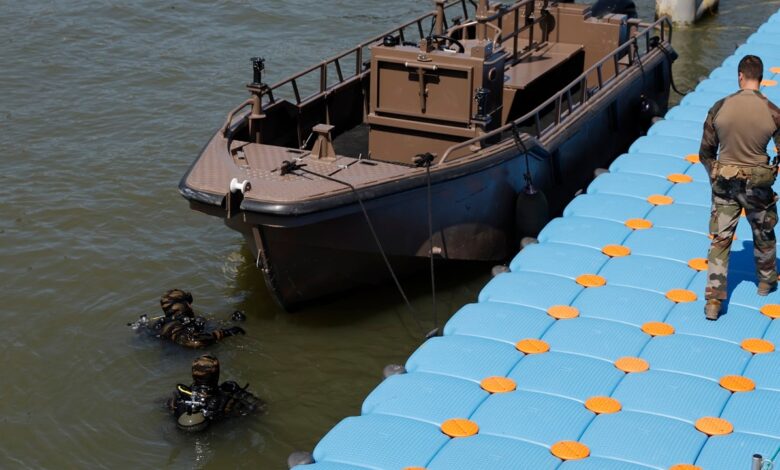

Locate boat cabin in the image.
[233,0,634,165]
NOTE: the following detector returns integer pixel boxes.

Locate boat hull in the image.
[204,50,671,308]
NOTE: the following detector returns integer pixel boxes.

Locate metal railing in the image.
[253,0,474,107]
[439,16,673,164]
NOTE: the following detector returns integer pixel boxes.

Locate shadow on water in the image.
[231,241,492,332]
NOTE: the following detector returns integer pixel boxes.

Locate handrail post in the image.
[513,6,519,58]
[320,63,327,93]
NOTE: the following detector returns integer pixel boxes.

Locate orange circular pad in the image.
[760,304,780,319]
[548,305,580,319]
[670,465,702,470]
[585,396,622,414]
[642,322,675,337]
[687,258,708,271]
[440,418,479,437]
[668,173,693,184]
[550,441,590,460]
[576,274,606,287]
[625,218,653,230]
[602,245,631,257]
[647,194,674,206]
[480,376,516,394]
[516,338,550,354]
[615,357,650,373]
[719,375,756,393]
[666,289,697,303]
[762,79,778,87]
[695,417,733,436]
[771,66,780,74]
[741,338,775,354]
[685,154,700,164]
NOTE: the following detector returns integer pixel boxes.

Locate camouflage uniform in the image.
[142,289,244,348]
[169,355,264,431]
[701,90,780,301]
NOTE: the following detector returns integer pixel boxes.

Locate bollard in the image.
[753,454,763,470]
[655,0,719,24]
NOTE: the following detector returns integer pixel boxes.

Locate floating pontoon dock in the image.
[295,10,780,470]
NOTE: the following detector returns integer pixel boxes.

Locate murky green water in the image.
[2,1,779,468]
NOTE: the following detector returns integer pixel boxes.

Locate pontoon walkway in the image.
[294,9,780,470]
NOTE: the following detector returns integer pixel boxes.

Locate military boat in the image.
[180,0,675,308]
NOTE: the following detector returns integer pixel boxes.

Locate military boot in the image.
[704,300,722,321]
[757,281,777,296]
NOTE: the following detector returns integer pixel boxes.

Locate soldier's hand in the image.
[222,326,246,337]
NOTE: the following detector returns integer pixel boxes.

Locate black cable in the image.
[657,42,689,96]
[285,162,424,335]
[415,154,438,330]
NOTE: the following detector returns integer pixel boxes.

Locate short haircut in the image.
[738,55,763,81]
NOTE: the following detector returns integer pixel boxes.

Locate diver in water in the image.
[169,354,264,432]
[129,289,246,348]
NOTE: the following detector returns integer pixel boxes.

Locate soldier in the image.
[169,354,264,432]
[701,55,780,320]
[130,289,246,348]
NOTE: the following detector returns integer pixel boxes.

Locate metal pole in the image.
[753,454,764,470]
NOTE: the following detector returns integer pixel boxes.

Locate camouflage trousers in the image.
[706,168,778,300]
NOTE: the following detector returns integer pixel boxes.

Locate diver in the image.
[128,289,246,348]
[169,354,264,432]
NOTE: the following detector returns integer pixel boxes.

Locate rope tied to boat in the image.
[276,160,426,337]
[413,152,439,333]
[649,36,689,96]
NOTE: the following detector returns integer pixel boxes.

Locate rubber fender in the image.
[515,190,549,242]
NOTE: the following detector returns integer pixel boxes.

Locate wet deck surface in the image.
[295,9,780,470]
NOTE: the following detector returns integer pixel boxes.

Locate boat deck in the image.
[294,10,780,470]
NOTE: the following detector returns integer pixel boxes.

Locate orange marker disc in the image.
[760,304,780,319]
[685,154,700,164]
[576,274,607,288]
[687,258,708,271]
[668,173,693,184]
[516,338,550,354]
[547,305,580,319]
[585,396,622,414]
[480,376,517,394]
[625,218,653,230]
[666,289,698,303]
[403,467,426,470]
[602,245,631,258]
[719,375,756,393]
[771,66,780,74]
[695,417,733,436]
[741,338,775,354]
[762,79,778,87]
[550,441,590,460]
[440,418,479,437]
[642,321,675,337]
[670,465,702,470]
[648,194,674,206]
[615,356,650,373]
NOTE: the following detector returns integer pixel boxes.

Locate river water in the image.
[2,0,779,468]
